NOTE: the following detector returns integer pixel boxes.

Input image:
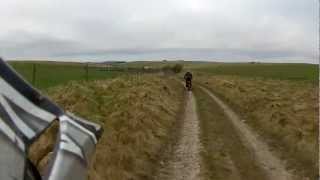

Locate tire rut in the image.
[155,91,202,180]
[200,86,300,180]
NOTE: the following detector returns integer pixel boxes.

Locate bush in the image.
[172,64,183,73]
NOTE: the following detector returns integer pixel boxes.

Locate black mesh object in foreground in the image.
[0,58,103,180]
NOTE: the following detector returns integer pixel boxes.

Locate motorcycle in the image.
[186,80,192,91]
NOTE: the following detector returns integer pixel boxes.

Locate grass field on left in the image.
[29,75,185,180]
[9,60,185,179]
[9,61,122,89]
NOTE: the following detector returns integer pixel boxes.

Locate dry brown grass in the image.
[29,122,59,173]
[195,73,318,179]
[31,75,184,180]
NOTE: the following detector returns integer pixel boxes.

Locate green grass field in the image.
[119,61,318,82]
[8,60,318,89]
[119,60,212,69]
[9,61,121,89]
[192,63,318,82]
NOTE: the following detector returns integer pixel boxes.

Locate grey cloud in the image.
[0,0,318,63]
[0,31,87,57]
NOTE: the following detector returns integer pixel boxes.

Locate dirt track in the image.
[155,91,202,180]
[200,86,299,180]
[155,85,303,180]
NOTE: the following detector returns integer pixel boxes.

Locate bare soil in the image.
[155,91,202,180]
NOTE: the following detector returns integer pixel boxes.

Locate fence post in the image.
[85,63,89,81]
[32,63,36,86]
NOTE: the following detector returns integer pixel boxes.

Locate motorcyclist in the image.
[184,71,193,90]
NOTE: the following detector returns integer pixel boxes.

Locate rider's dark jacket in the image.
[184,72,192,81]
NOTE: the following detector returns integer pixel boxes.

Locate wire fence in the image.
[10,62,163,89]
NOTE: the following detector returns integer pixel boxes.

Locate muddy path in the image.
[199,86,300,180]
[154,91,202,180]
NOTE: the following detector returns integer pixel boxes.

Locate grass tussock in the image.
[43,75,184,180]
[196,74,318,179]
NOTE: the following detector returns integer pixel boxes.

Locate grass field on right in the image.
[194,62,319,179]
[191,63,318,82]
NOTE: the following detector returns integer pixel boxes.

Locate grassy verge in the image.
[194,87,267,180]
[196,74,319,179]
[30,75,184,179]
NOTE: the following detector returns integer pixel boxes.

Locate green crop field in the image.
[192,63,319,82]
[9,61,121,89]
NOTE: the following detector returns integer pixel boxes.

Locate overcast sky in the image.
[0,0,318,63]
